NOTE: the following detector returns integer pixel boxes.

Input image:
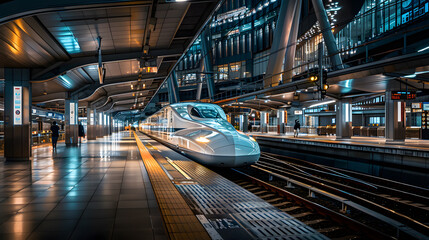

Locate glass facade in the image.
[167,0,428,101]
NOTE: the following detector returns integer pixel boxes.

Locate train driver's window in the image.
[190,107,202,118]
[189,105,222,119]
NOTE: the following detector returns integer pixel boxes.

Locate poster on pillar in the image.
[70,102,76,125]
[13,87,22,125]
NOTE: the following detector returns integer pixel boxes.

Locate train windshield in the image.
[188,105,227,120]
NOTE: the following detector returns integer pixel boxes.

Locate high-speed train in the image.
[140,102,260,167]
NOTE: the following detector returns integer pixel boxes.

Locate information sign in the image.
[70,102,76,125]
[13,87,22,125]
[391,91,416,100]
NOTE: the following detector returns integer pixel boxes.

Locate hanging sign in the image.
[14,87,22,125]
[391,91,416,100]
[70,102,76,125]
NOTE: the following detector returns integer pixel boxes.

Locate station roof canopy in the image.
[0,0,219,112]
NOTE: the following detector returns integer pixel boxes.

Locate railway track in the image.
[220,168,393,240]
[236,152,429,239]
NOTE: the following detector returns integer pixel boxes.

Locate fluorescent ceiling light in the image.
[418,46,429,52]
[308,100,336,108]
[404,74,416,78]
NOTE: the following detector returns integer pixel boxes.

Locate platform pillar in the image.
[336,99,352,139]
[65,98,79,146]
[261,112,268,133]
[87,107,97,140]
[385,91,406,142]
[4,68,32,161]
[97,112,104,138]
[278,109,286,134]
[239,113,249,133]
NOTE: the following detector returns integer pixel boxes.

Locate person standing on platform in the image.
[294,119,301,138]
[50,121,60,150]
[78,122,85,145]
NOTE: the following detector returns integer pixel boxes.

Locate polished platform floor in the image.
[249,132,429,151]
[135,132,328,240]
[0,132,167,240]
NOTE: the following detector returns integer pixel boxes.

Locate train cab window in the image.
[188,105,224,119]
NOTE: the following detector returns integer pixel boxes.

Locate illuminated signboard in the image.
[13,87,22,125]
[423,102,429,111]
[294,110,303,115]
[391,91,416,100]
[412,103,422,109]
[70,102,76,125]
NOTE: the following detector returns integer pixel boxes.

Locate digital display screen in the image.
[391,91,416,100]
[423,102,429,111]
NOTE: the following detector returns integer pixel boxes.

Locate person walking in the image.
[78,122,85,145]
[293,119,301,138]
[51,121,60,150]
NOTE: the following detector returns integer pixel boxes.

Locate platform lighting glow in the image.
[308,100,336,108]
[418,46,429,52]
[404,74,416,78]
[59,75,73,88]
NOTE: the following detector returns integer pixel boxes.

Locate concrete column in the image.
[239,113,249,132]
[4,69,32,161]
[311,0,343,70]
[265,0,301,87]
[103,113,107,136]
[87,107,97,140]
[385,91,406,142]
[278,109,286,134]
[108,115,112,135]
[97,112,104,138]
[65,98,78,146]
[260,112,268,133]
[336,99,352,139]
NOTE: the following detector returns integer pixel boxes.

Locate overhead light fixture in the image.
[308,100,336,108]
[404,74,416,78]
[418,45,429,52]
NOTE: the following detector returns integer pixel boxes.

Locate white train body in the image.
[140,102,260,167]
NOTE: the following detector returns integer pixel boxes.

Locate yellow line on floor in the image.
[132,132,211,240]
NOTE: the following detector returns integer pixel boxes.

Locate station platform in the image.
[0,131,327,240]
[250,133,429,170]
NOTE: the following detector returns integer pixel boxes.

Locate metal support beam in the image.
[167,71,180,104]
[265,0,301,88]
[200,28,215,101]
[311,0,343,70]
[283,0,302,83]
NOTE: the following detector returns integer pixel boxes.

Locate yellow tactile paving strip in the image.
[133,132,211,240]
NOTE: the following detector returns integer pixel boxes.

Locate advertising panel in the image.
[13,87,22,125]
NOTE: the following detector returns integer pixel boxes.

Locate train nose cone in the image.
[232,135,260,166]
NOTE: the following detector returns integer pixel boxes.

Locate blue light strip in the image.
[59,75,73,89]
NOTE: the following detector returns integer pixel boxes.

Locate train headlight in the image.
[249,136,257,142]
[196,137,210,143]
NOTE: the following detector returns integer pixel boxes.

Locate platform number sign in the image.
[13,87,22,125]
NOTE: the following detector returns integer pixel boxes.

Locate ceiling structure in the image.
[0,0,219,113]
